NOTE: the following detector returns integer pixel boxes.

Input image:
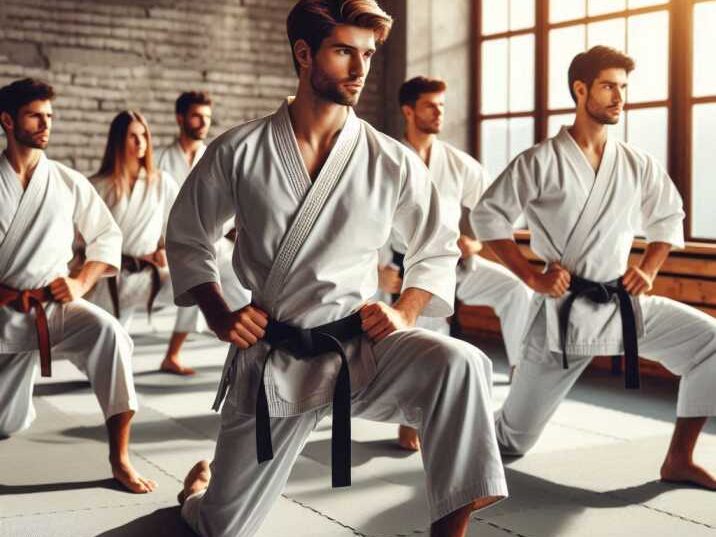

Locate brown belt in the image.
[0,283,54,377]
[108,255,161,320]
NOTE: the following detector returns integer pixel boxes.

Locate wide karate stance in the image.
[473,46,716,489]
[86,110,178,330]
[168,1,507,536]
[381,77,533,451]
[0,79,156,493]
[156,91,250,375]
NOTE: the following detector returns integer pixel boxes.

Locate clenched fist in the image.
[360,301,414,342]
[529,262,571,298]
[208,304,268,349]
[49,277,89,303]
[621,265,654,296]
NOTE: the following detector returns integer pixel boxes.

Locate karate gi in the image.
[168,100,508,537]
[398,139,533,364]
[156,140,249,334]
[0,152,136,436]
[86,169,178,329]
[473,126,716,454]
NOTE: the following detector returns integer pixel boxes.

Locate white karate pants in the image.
[0,299,137,436]
[496,295,716,455]
[182,328,508,537]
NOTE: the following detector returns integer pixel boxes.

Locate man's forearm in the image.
[76,261,109,291]
[484,239,539,288]
[393,287,432,324]
[188,282,231,325]
[639,241,671,279]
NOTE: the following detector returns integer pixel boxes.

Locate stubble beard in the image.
[586,94,620,125]
[14,126,49,150]
[182,120,208,141]
[416,116,441,135]
[310,68,360,107]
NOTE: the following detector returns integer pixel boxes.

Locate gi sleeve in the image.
[471,152,534,241]
[71,172,122,276]
[166,139,238,306]
[641,155,685,249]
[391,153,460,317]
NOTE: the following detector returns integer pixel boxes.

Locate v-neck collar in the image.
[271,98,360,200]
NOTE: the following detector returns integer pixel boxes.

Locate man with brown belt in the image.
[0,78,156,494]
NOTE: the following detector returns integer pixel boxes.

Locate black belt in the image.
[257,311,363,487]
[559,275,640,389]
[390,251,405,303]
[108,255,161,320]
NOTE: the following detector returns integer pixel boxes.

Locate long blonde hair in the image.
[97,110,156,203]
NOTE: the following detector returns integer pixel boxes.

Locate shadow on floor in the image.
[95,506,195,537]
[58,413,220,444]
[0,478,120,495]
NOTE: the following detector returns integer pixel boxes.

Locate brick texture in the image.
[0,0,386,175]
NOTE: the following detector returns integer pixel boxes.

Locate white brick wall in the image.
[0,0,385,175]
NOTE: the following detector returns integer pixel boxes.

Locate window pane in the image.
[482,0,509,35]
[587,18,626,51]
[692,103,716,239]
[481,39,508,114]
[510,34,535,112]
[550,0,585,23]
[588,0,625,16]
[627,11,669,103]
[626,107,667,168]
[549,25,586,110]
[510,0,535,30]
[627,0,666,8]
[548,113,575,137]
[509,117,534,159]
[694,1,716,97]
[481,119,509,177]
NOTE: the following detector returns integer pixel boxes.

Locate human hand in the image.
[360,301,413,342]
[208,304,269,349]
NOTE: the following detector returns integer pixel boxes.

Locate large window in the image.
[474,0,716,241]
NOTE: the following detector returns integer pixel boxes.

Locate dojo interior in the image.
[1,1,715,536]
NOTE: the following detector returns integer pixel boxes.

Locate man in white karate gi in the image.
[474,46,716,489]
[167,1,508,536]
[0,78,156,493]
[156,91,249,375]
[384,76,533,451]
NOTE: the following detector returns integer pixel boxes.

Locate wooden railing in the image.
[457,231,716,379]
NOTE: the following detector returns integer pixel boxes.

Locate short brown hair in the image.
[286,0,393,74]
[0,78,55,122]
[175,91,212,116]
[568,46,635,103]
[398,76,447,107]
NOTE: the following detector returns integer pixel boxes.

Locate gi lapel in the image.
[559,128,617,271]
[262,101,361,313]
[0,153,51,276]
[117,170,149,232]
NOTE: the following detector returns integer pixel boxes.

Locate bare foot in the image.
[661,459,716,490]
[111,458,158,493]
[160,356,196,376]
[471,495,504,511]
[178,460,211,505]
[397,425,420,451]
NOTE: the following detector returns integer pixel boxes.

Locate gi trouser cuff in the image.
[428,477,509,523]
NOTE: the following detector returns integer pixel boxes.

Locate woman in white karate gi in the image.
[86,110,178,329]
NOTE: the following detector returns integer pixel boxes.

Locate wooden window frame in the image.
[471,0,716,245]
